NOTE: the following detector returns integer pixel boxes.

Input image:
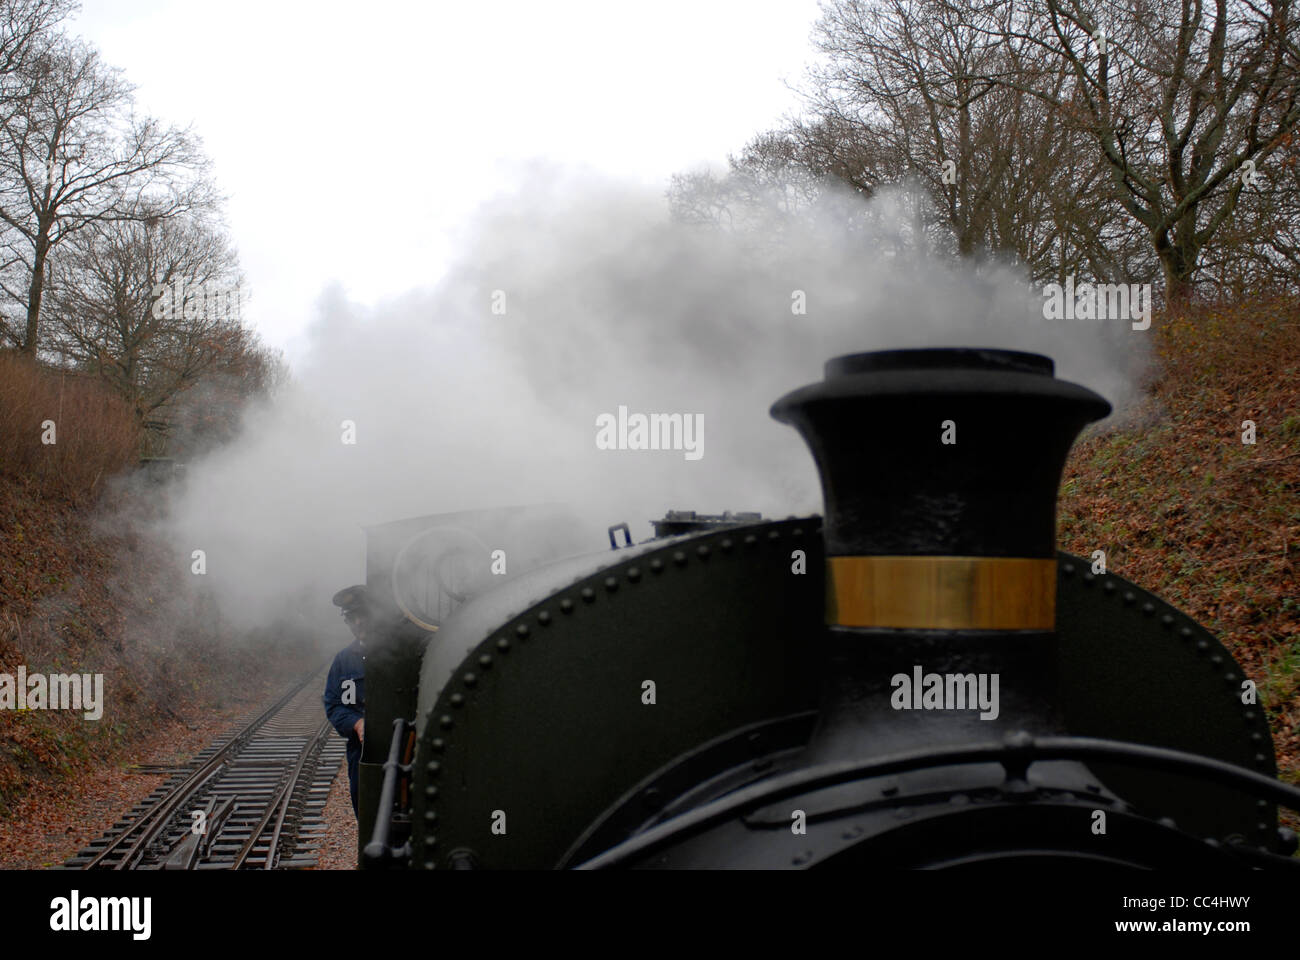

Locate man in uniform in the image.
[323,585,370,819]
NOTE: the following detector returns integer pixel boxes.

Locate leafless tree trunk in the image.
[671,0,1300,302]
[671,0,1156,287]
[987,0,1300,304]
[0,37,213,354]
[42,213,251,436]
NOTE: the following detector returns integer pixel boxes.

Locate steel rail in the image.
[80,671,321,870]
[230,717,334,870]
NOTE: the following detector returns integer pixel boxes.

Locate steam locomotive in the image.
[353,348,1300,869]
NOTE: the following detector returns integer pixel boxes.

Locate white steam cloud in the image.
[159,170,1146,641]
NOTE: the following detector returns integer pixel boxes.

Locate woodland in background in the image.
[671,0,1300,305]
[0,0,282,467]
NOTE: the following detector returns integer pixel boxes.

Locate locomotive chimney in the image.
[771,348,1111,757]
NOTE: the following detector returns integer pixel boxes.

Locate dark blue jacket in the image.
[323,640,365,814]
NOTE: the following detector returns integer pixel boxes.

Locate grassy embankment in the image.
[1058,299,1299,795]
[0,352,307,818]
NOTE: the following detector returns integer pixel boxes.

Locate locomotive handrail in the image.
[576,732,1300,869]
[363,717,413,868]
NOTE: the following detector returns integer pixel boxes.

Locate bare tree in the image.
[671,0,1300,301]
[986,0,1300,304]
[159,323,288,457]
[668,128,835,243]
[810,0,1013,255]
[0,36,213,354]
[1192,129,1300,295]
[42,213,248,438]
[0,0,73,100]
[0,0,70,323]
[671,0,1156,287]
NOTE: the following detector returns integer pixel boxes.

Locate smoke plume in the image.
[156,170,1147,642]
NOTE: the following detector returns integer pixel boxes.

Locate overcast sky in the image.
[70,0,824,362]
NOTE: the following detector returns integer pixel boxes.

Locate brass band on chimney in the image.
[826,556,1057,630]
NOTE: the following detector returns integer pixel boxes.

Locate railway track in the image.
[64,670,346,870]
